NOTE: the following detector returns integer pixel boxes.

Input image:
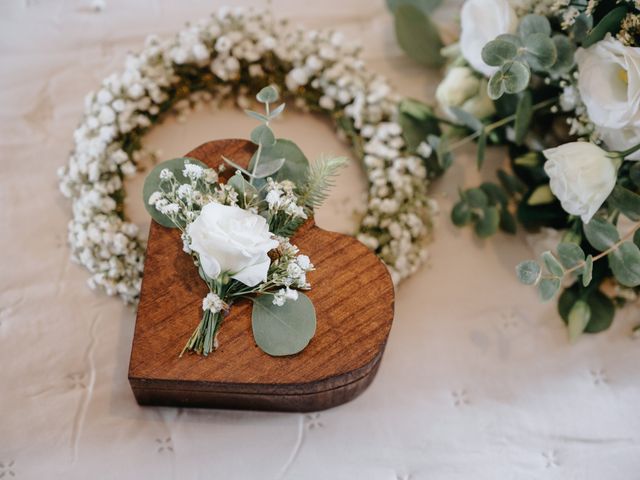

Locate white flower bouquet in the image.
[388,0,640,339]
[143,86,345,356]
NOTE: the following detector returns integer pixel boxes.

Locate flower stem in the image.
[613,142,640,160]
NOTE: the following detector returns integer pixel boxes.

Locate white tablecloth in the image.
[2,1,639,478]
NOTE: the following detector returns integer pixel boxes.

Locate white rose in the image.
[187,203,279,286]
[460,0,518,77]
[436,66,496,119]
[543,142,619,223]
[576,36,640,131]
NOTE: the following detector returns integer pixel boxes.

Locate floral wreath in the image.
[58,6,437,304]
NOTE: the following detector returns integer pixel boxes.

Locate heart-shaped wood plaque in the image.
[128,139,395,412]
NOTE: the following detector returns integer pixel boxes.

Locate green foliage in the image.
[557,242,585,270]
[256,85,279,103]
[583,217,619,251]
[250,124,276,147]
[453,181,517,237]
[559,285,615,335]
[142,157,208,228]
[252,139,310,185]
[582,6,628,48]
[582,255,593,287]
[538,277,560,301]
[386,0,442,14]
[516,260,540,285]
[392,4,444,67]
[542,250,564,277]
[488,61,530,99]
[482,39,518,67]
[298,156,348,212]
[567,300,591,343]
[607,185,640,221]
[517,14,551,37]
[550,35,575,74]
[251,293,317,356]
[228,171,258,207]
[449,107,484,132]
[527,185,555,205]
[514,91,532,145]
[609,242,640,287]
[476,130,487,169]
[397,98,441,167]
[475,206,500,238]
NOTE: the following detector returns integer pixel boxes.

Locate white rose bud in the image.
[435,66,496,119]
[460,0,518,77]
[543,142,619,223]
[187,203,279,286]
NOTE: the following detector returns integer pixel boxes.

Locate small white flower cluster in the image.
[269,237,315,306]
[58,6,433,303]
[202,292,226,313]
[265,179,307,220]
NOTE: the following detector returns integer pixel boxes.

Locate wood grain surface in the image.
[128,139,395,411]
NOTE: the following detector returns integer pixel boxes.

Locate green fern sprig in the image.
[298,156,348,213]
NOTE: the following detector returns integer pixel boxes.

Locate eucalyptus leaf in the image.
[517,14,552,37]
[256,85,279,103]
[492,61,531,99]
[523,33,557,71]
[465,188,489,208]
[516,260,541,285]
[527,184,555,205]
[228,172,258,204]
[252,139,310,185]
[500,208,517,234]
[393,5,444,67]
[253,157,286,179]
[480,182,509,206]
[449,107,484,132]
[142,157,208,228]
[250,124,276,146]
[244,109,269,123]
[582,6,628,48]
[538,277,561,301]
[542,251,564,277]
[514,91,532,145]
[557,242,585,270]
[550,35,575,73]
[496,34,523,47]
[481,39,518,67]
[609,241,640,287]
[251,292,316,356]
[583,255,593,287]
[451,201,472,226]
[269,103,286,119]
[398,98,440,153]
[567,300,591,343]
[487,72,506,100]
[475,206,500,238]
[583,217,619,251]
[559,285,614,334]
[497,169,526,196]
[607,185,640,221]
[572,14,593,43]
[386,0,442,14]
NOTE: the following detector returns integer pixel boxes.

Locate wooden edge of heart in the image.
[128,139,395,407]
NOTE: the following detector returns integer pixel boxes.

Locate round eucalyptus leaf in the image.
[451,201,472,226]
[256,85,279,103]
[487,72,506,100]
[538,277,560,301]
[251,139,310,185]
[250,124,276,146]
[517,14,552,37]
[551,35,575,73]
[542,251,564,277]
[609,241,640,287]
[482,39,518,67]
[516,260,541,285]
[465,188,489,208]
[501,61,531,95]
[142,157,208,228]
[496,33,522,47]
[251,292,317,356]
[253,157,286,179]
[583,217,619,251]
[475,205,500,238]
[557,242,585,270]
[567,300,591,342]
[393,5,444,67]
[559,285,614,334]
[571,13,593,43]
[607,185,640,221]
[523,33,557,70]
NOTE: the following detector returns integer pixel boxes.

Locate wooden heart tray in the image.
[128,139,395,412]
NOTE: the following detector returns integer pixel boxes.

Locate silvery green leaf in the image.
[502,61,531,93]
[451,201,472,226]
[607,185,640,221]
[251,139,310,185]
[253,157,286,179]
[523,33,557,70]
[517,14,551,37]
[142,157,208,228]
[250,124,276,146]
[480,182,508,206]
[256,85,279,103]
[228,172,258,203]
[386,0,442,14]
[559,286,614,334]
[496,33,523,47]
[568,300,591,343]
[538,277,560,301]
[427,134,452,170]
[572,14,593,43]
[516,260,541,285]
[583,217,619,251]
[527,184,555,205]
[543,251,564,277]
[477,130,487,170]
[514,91,532,145]
[475,206,500,238]
[557,242,585,270]
[269,103,286,119]
[244,109,269,123]
[582,254,593,287]
[251,292,316,356]
[449,106,484,132]
[465,188,489,208]
[393,5,444,67]
[487,72,506,100]
[583,6,627,48]
[481,39,518,67]
[609,241,640,287]
[550,35,575,73]
[398,99,440,153]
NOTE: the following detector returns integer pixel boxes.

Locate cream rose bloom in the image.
[187,203,279,286]
[575,36,640,158]
[460,0,518,77]
[543,142,618,223]
[436,66,496,119]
